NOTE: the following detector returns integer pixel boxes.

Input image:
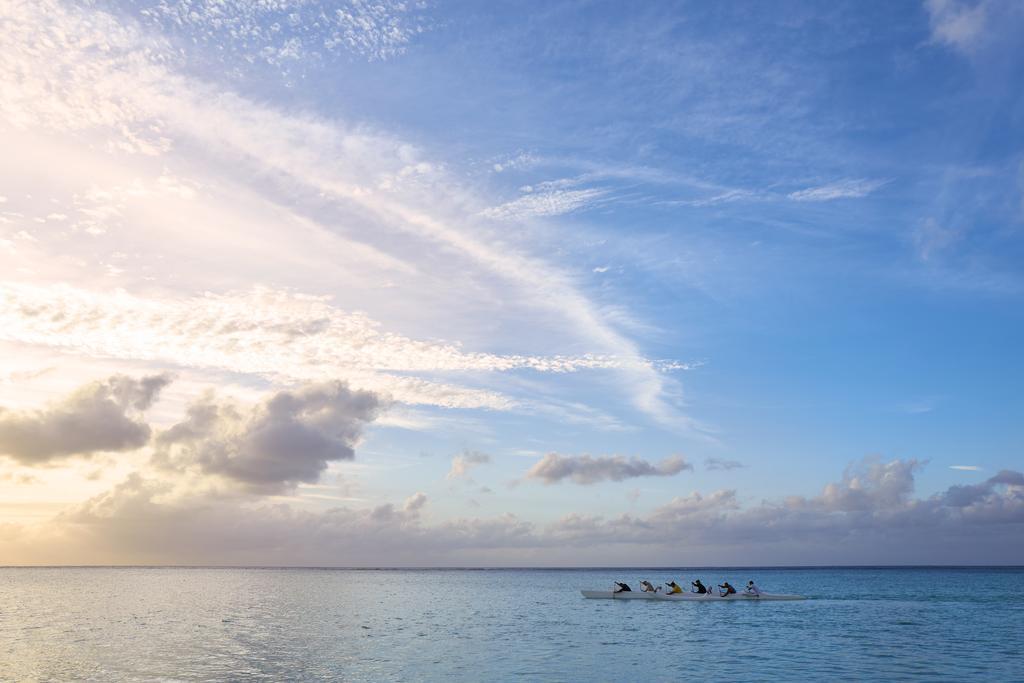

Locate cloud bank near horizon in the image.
[2,448,1021,566]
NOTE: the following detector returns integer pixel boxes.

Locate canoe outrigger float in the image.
[581,590,806,601]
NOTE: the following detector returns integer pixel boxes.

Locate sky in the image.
[0,0,1022,566]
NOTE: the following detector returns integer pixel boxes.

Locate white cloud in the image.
[673,188,764,207]
[950,465,981,471]
[0,283,673,411]
[481,188,607,221]
[447,450,491,480]
[525,452,692,485]
[924,0,991,54]
[140,0,430,65]
[0,0,689,429]
[787,179,886,202]
[491,153,539,173]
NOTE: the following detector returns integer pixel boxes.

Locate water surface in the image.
[2,567,1022,681]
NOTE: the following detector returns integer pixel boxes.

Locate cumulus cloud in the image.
[3,457,1023,565]
[0,374,171,465]
[447,450,491,480]
[540,457,1024,564]
[403,492,428,513]
[816,458,921,512]
[525,452,692,485]
[153,381,381,493]
[705,457,744,471]
[787,179,886,202]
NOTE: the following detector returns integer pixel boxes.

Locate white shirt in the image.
[745,583,761,596]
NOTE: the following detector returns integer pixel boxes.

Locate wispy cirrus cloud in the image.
[0,0,688,429]
[704,457,744,471]
[921,0,1024,56]
[912,217,962,261]
[481,188,607,220]
[787,179,887,202]
[0,283,678,412]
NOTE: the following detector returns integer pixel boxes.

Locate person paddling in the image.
[719,581,737,596]
[745,580,761,597]
[691,579,707,594]
[640,580,659,593]
[613,581,632,593]
[665,580,683,594]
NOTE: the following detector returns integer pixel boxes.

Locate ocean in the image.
[2,567,1022,681]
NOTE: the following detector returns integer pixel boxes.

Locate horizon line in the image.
[3,564,1023,570]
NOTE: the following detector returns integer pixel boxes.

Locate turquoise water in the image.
[2,567,1022,681]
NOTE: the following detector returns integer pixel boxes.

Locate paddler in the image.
[745,580,761,596]
[665,581,683,594]
[613,581,632,593]
[640,580,659,593]
[691,579,707,594]
[719,581,737,596]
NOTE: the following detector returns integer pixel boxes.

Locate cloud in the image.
[0,0,690,429]
[153,382,381,494]
[0,283,653,411]
[525,452,692,485]
[950,465,981,471]
[541,457,1024,563]
[913,217,961,261]
[816,458,921,512]
[671,188,765,207]
[491,153,539,173]
[939,470,1024,508]
[924,0,991,54]
[0,374,171,465]
[4,457,1023,565]
[924,0,1024,60]
[447,450,491,480]
[787,179,886,202]
[403,492,428,513]
[481,188,607,221]
[140,0,431,66]
[704,457,744,471]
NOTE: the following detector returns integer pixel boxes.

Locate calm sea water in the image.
[1,567,1022,681]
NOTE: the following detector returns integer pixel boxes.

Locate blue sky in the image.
[0,0,1021,565]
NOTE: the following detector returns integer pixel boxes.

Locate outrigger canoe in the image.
[581,590,805,601]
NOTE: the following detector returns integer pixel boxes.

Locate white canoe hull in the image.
[581,590,805,601]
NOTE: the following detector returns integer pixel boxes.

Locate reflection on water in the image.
[1,567,1022,681]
